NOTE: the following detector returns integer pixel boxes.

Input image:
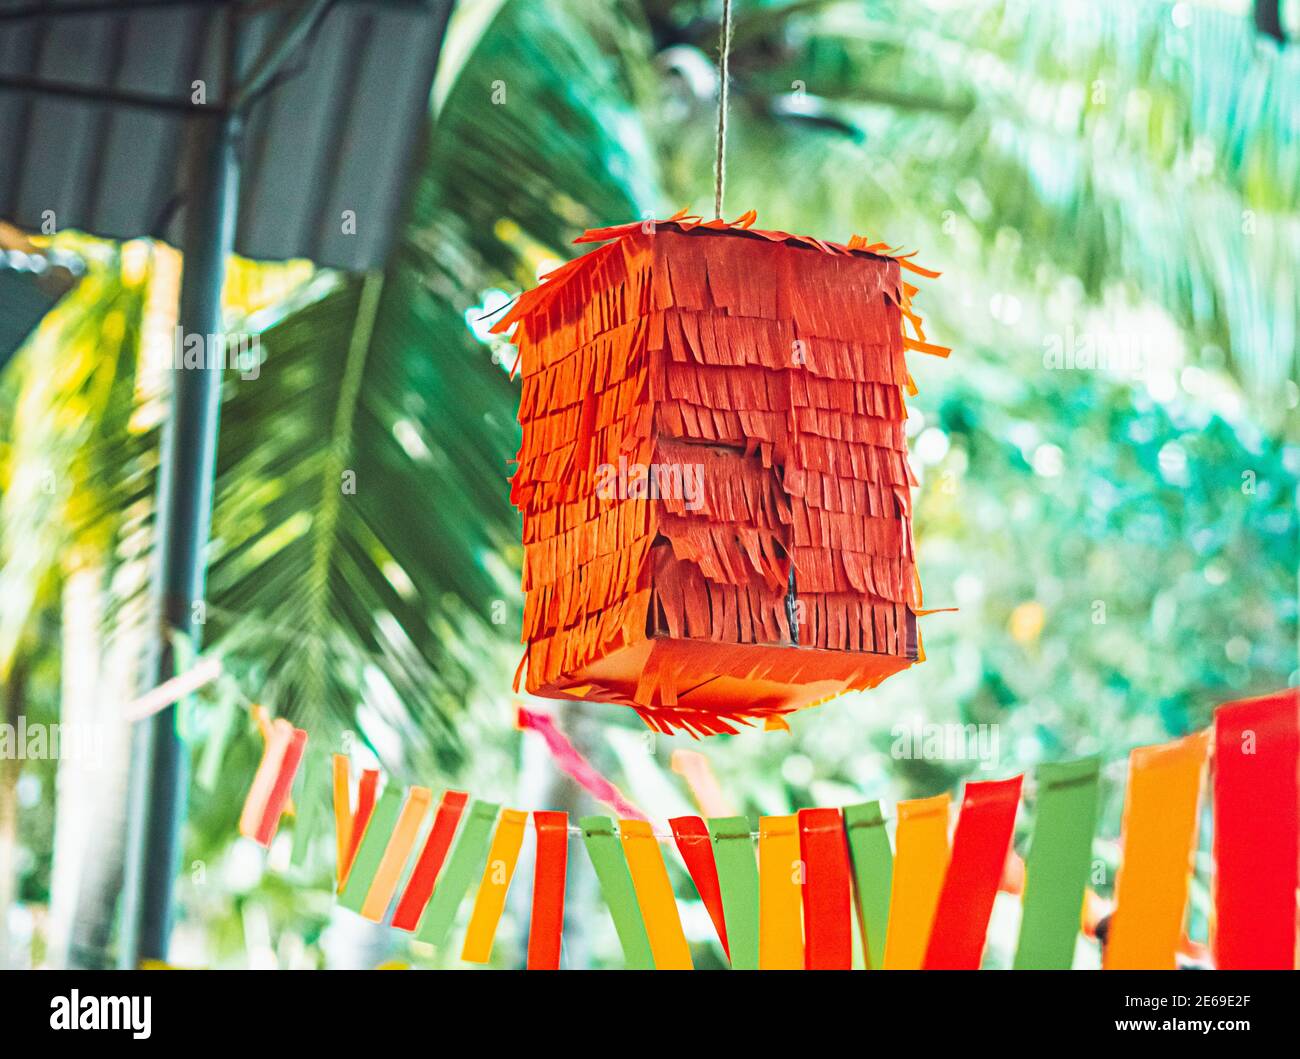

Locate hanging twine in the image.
[713,0,734,219]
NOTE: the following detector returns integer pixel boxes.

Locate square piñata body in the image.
[498,217,928,736]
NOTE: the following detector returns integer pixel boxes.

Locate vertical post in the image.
[118,106,241,968]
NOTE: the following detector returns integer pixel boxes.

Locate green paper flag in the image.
[708,816,760,970]
[1013,756,1100,970]
[290,749,324,869]
[844,800,893,969]
[416,800,500,949]
[337,786,403,912]
[580,816,654,970]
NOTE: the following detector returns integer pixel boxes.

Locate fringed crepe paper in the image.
[1212,689,1299,970]
[1012,757,1099,970]
[495,211,949,734]
[1104,731,1209,970]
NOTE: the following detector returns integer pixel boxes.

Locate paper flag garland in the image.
[1104,730,1209,970]
[883,793,950,969]
[1012,756,1100,970]
[669,816,730,958]
[620,820,693,969]
[238,718,307,848]
[496,211,950,735]
[923,775,1023,969]
[757,815,803,969]
[1211,689,1299,970]
[417,800,500,949]
[844,800,892,969]
[580,816,655,969]
[392,790,468,932]
[527,811,569,970]
[243,690,1296,970]
[798,807,853,969]
[462,808,528,963]
[708,815,761,970]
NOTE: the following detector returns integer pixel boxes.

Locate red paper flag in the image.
[798,807,852,969]
[527,811,569,970]
[340,768,381,887]
[1213,689,1299,969]
[391,790,469,932]
[670,816,730,958]
[254,726,308,847]
[923,775,1023,970]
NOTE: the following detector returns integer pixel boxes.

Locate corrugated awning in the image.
[0,0,454,270]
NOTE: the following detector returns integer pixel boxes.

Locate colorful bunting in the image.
[1212,689,1299,970]
[1104,731,1209,969]
[267,698,1295,971]
[708,816,761,970]
[462,809,528,963]
[580,815,655,969]
[798,807,853,969]
[340,768,379,888]
[527,811,569,970]
[844,800,892,969]
[884,793,950,969]
[757,815,803,969]
[620,820,692,969]
[416,800,500,949]
[669,815,729,958]
[237,718,307,848]
[923,775,1022,969]
[1013,756,1100,970]
[332,754,353,878]
[391,790,468,932]
[337,786,404,913]
[359,787,432,922]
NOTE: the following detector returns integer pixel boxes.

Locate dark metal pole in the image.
[118,107,241,968]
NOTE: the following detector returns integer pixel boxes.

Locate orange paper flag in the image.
[620,820,692,969]
[883,793,950,969]
[461,809,529,964]
[360,786,433,922]
[332,754,352,880]
[1105,730,1209,970]
[758,815,804,969]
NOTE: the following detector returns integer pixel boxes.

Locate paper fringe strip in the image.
[238,690,1296,970]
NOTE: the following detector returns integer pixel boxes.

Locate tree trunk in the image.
[45,559,140,968]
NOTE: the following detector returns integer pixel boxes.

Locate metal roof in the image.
[0,0,454,270]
